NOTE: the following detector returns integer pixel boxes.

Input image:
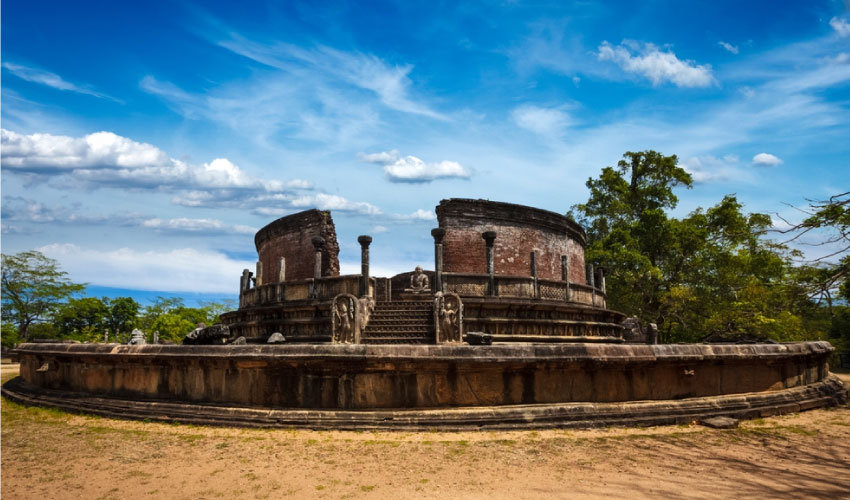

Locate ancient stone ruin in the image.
[4,198,847,429]
[221,198,625,345]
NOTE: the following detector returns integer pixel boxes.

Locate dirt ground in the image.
[2,365,849,500]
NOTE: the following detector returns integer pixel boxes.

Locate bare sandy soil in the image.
[2,366,849,500]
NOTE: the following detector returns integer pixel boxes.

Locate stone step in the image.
[361,337,433,345]
[367,316,432,323]
[362,327,432,335]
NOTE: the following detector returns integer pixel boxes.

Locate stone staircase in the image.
[361,300,434,344]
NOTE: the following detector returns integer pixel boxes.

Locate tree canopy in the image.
[571,150,826,343]
[1,251,85,340]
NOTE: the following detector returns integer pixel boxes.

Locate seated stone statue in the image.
[405,266,430,293]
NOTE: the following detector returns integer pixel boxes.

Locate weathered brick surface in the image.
[436,199,587,282]
[255,210,340,283]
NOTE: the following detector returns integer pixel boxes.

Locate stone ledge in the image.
[3,376,846,431]
[12,341,835,364]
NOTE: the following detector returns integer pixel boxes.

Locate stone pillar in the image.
[586,264,596,307]
[358,235,372,297]
[563,254,571,302]
[530,251,539,298]
[312,237,325,279]
[240,269,252,292]
[278,257,286,282]
[431,228,445,293]
[483,231,497,296]
[255,261,263,286]
[596,267,606,293]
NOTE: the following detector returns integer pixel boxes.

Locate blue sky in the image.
[2,0,849,303]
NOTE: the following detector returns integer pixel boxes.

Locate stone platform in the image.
[3,342,847,429]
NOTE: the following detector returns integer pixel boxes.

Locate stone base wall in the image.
[11,342,839,410]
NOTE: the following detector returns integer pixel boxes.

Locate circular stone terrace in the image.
[3,199,848,429]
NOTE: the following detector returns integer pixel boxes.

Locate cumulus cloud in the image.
[718,41,739,54]
[597,41,716,87]
[359,150,470,183]
[290,193,381,215]
[2,62,120,102]
[0,129,359,213]
[37,243,252,293]
[512,105,571,137]
[830,17,850,37]
[752,152,783,166]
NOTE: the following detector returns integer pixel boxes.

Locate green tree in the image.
[1,251,84,340]
[139,297,224,343]
[104,297,140,339]
[53,297,109,340]
[572,151,820,343]
[570,150,693,324]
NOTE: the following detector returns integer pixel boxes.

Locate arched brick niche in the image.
[255,209,340,283]
[436,199,587,282]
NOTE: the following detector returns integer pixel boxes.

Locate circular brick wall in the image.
[436,199,587,282]
[254,209,340,283]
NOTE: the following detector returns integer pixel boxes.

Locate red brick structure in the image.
[255,209,340,283]
[436,199,586,282]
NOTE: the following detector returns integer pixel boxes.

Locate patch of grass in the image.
[178,434,205,444]
[360,484,376,492]
[315,485,325,491]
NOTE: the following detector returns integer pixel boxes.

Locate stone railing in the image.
[239,275,375,308]
[442,272,606,307]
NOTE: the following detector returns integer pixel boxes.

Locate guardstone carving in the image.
[434,292,463,343]
[332,294,358,344]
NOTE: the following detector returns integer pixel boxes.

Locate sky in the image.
[2,0,849,304]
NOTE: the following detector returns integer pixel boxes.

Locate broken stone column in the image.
[563,254,572,302]
[358,235,372,297]
[431,228,445,293]
[278,257,286,282]
[255,261,263,286]
[483,231,497,296]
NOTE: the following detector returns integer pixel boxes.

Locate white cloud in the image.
[384,157,470,183]
[512,105,571,137]
[718,41,739,54]
[752,152,783,166]
[597,41,716,87]
[141,218,257,234]
[358,150,470,183]
[371,225,389,234]
[2,62,120,102]
[830,17,850,37]
[217,34,446,120]
[289,193,381,215]
[392,209,437,221]
[37,243,251,293]
[1,128,314,205]
[357,150,400,164]
[682,155,744,183]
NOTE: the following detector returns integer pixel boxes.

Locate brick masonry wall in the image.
[437,199,586,282]
[255,210,340,283]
